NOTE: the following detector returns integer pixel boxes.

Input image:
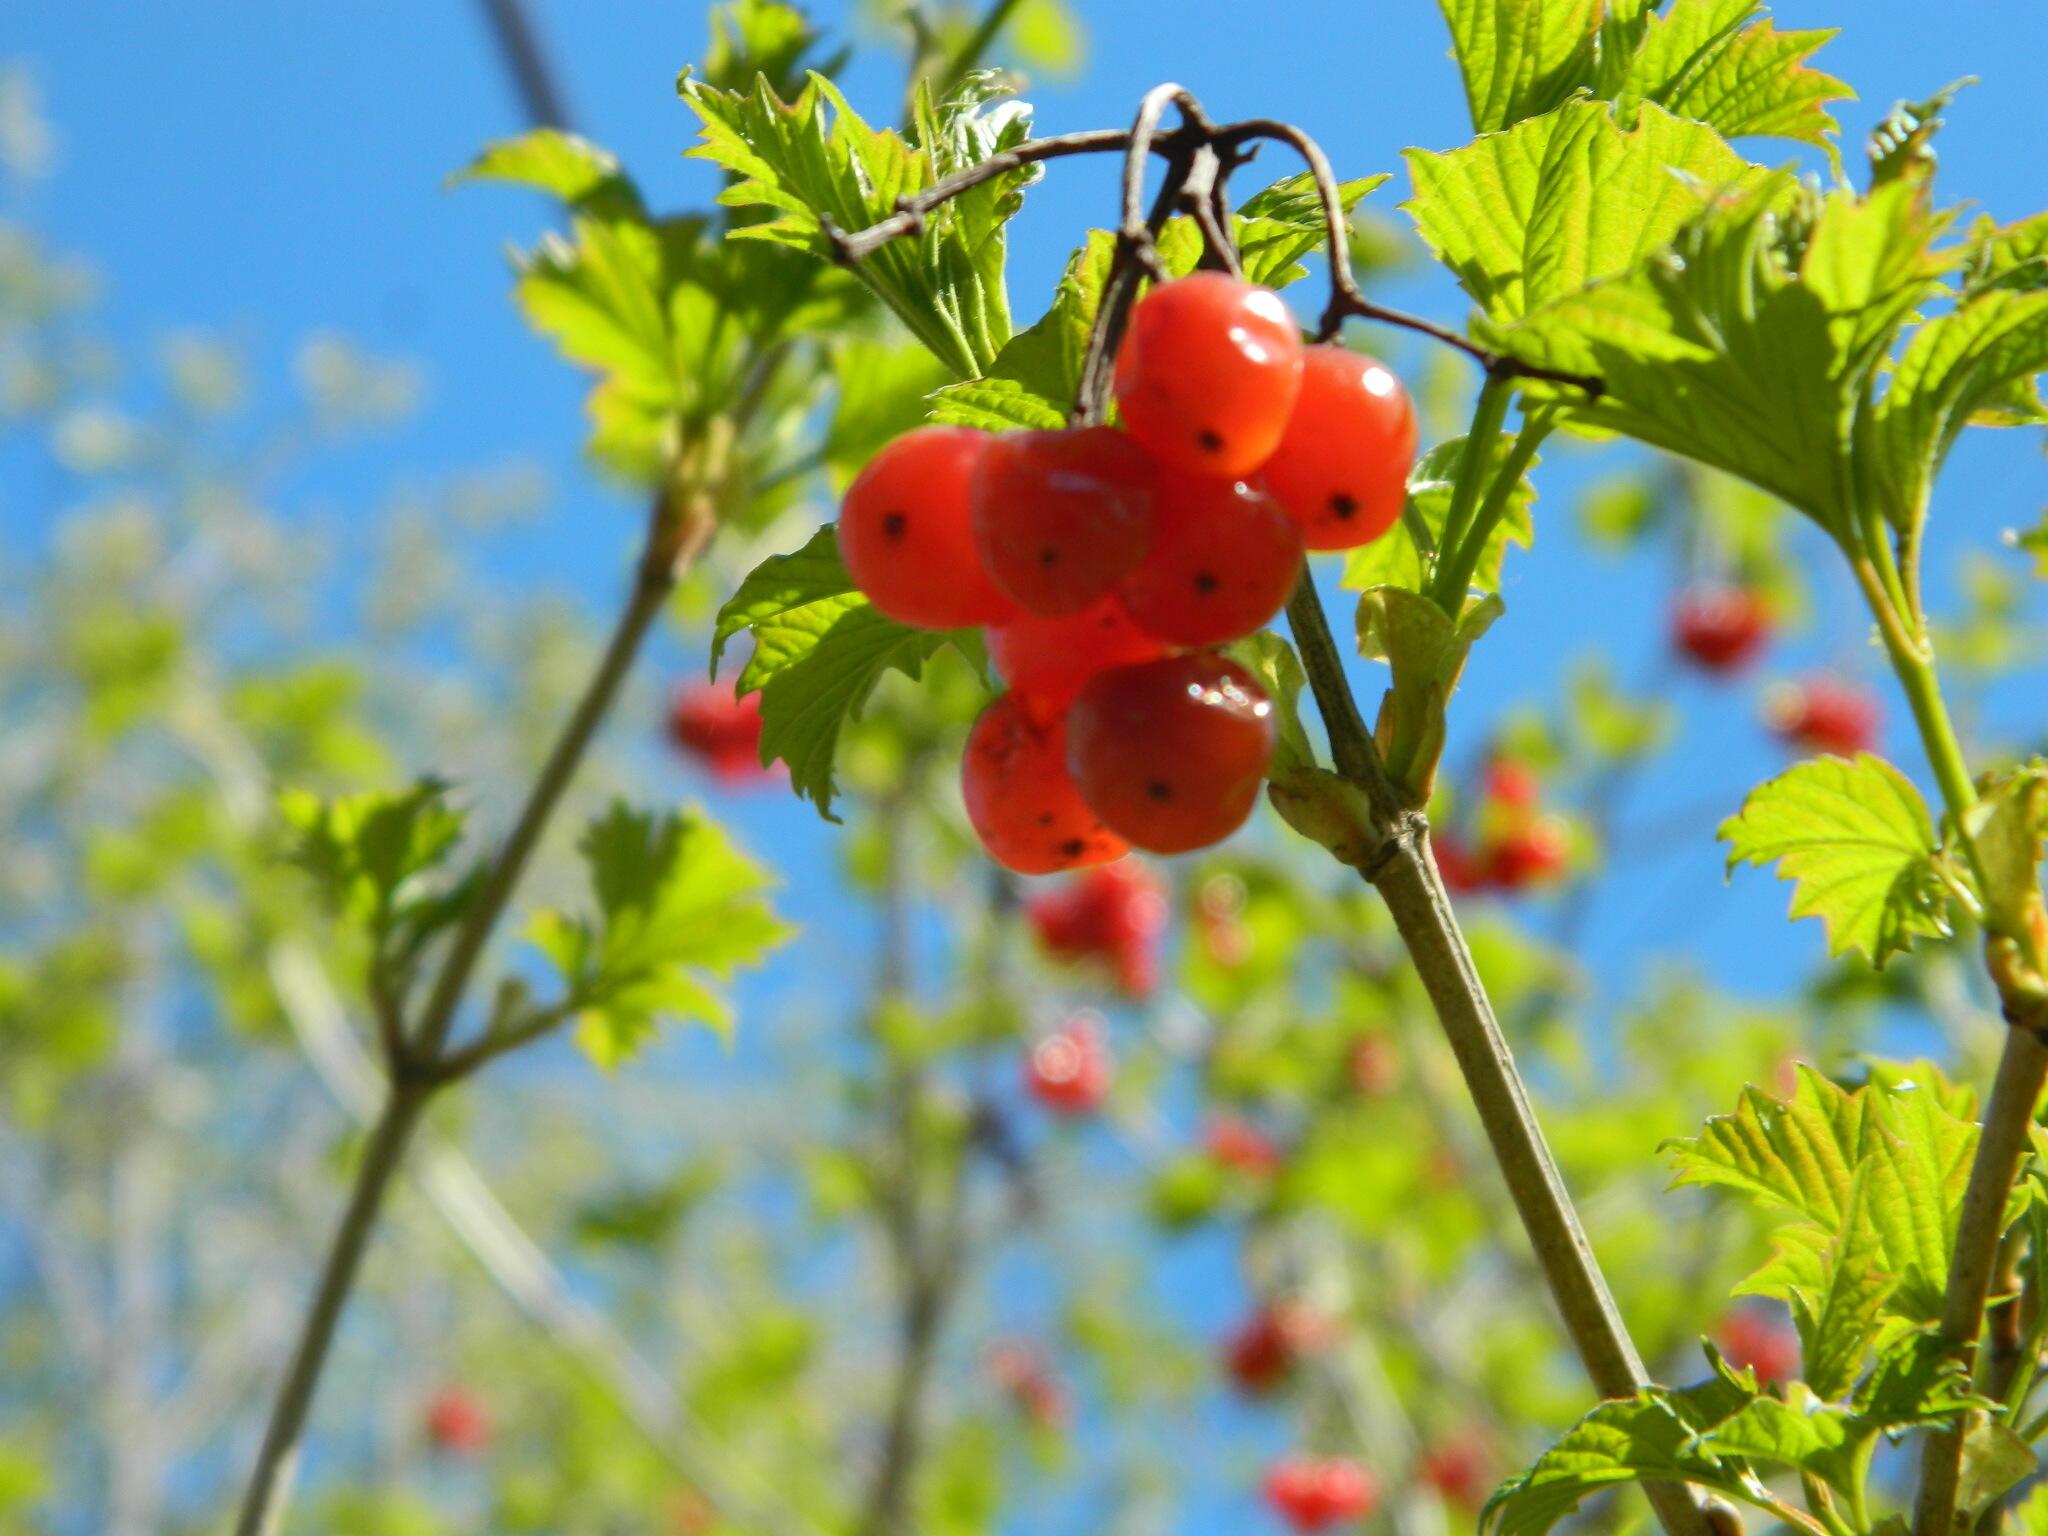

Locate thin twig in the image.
[471,0,574,131]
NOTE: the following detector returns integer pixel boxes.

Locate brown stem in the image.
[471,0,573,131]
[1284,581,1722,1536]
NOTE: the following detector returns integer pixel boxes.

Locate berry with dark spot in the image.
[972,426,1159,614]
[1067,654,1275,853]
[839,426,1016,629]
[987,595,1166,713]
[1261,345,1417,551]
[962,691,1126,875]
[1113,272,1304,477]
[1116,473,1303,647]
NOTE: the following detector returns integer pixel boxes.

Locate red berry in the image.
[1673,584,1770,673]
[1025,1014,1112,1115]
[1418,1435,1492,1509]
[1114,272,1304,477]
[987,596,1166,714]
[1483,757,1540,812]
[987,1341,1069,1428]
[667,683,770,783]
[1349,1036,1399,1097]
[971,426,1159,615]
[839,426,1015,630]
[1485,816,1570,891]
[1264,1456,1377,1532]
[1067,654,1275,854]
[1432,831,1488,893]
[424,1387,490,1454]
[962,692,1126,876]
[1261,346,1417,550]
[1116,472,1303,647]
[1225,1304,1329,1396]
[1766,676,1879,757]
[1026,861,1169,997]
[1205,1114,1283,1177]
[1715,1305,1799,1385]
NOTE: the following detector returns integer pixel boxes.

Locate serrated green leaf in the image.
[1494,174,1953,536]
[681,70,1032,378]
[1856,1328,1987,1431]
[1480,1379,1771,1536]
[1670,1066,1983,1328]
[1616,0,1851,149]
[700,0,832,97]
[452,128,643,217]
[1719,753,1949,964]
[280,780,471,959]
[711,526,968,819]
[1959,1420,2037,1515]
[1706,1387,1863,1494]
[821,339,954,482]
[1436,0,1603,135]
[529,803,789,1068]
[1340,431,1538,596]
[1405,99,1755,329]
[1234,172,1389,288]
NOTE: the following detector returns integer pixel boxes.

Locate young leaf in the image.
[453,128,644,217]
[681,70,1033,378]
[1436,0,1603,135]
[527,804,789,1068]
[280,780,472,963]
[1614,0,1851,149]
[1405,99,1754,328]
[2018,514,2048,580]
[1719,753,1949,965]
[1356,587,1504,798]
[1962,763,2048,943]
[1340,432,1538,596]
[711,527,970,820]
[1234,171,1390,288]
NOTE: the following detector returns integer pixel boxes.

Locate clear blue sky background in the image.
[6,3,2047,1527]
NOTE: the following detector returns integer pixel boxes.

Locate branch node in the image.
[1359,811,1429,885]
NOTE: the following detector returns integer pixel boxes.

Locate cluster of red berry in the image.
[1434,759,1571,895]
[1224,1302,1331,1396]
[1025,860,1168,996]
[838,272,1417,874]
[1263,1455,1378,1531]
[1670,581,1881,755]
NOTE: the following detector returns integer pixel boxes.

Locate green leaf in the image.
[1959,1420,2037,1515]
[1340,431,1538,596]
[1615,0,1851,149]
[711,527,969,820]
[1868,81,1970,190]
[1480,1378,1775,1535]
[452,128,643,217]
[1234,171,1389,288]
[1719,754,1949,965]
[1706,1387,1864,1494]
[1495,174,1953,536]
[2018,514,2048,581]
[280,780,471,959]
[821,338,955,482]
[1404,98,1755,329]
[682,69,1033,377]
[2009,1480,2048,1534]
[528,804,789,1068]
[1861,212,2048,535]
[1669,1066,1983,1327]
[1963,763,2048,942]
[700,0,834,97]
[1436,0,1603,135]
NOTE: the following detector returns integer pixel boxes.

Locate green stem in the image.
[1431,407,1553,613]
[1429,374,1513,605]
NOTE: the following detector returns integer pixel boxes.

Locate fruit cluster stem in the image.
[1284,580,1722,1536]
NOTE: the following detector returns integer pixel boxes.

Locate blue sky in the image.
[6,3,2048,1524]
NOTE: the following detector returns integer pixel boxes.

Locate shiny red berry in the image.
[1766,676,1879,757]
[987,595,1166,714]
[667,683,769,783]
[1068,654,1275,854]
[1264,1456,1377,1532]
[1025,1013,1112,1115]
[962,692,1126,876]
[839,426,1015,630]
[971,426,1159,615]
[1714,1305,1799,1385]
[1225,1304,1329,1396]
[1113,273,1304,477]
[1673,584,1770,673]
[1116,474,1303,647]
[1261,346,1417,550]
[424,1387,490,1454]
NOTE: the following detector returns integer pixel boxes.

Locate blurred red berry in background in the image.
[424,1386,490,1455]
[1673,584,1770,674]
[1714,1304,1799,1385]
[1025,1014,1112,1116]
[667,683,770,783]
[1264,1455,1378,1531]
[1026,860,1168,998]
[1765,675,1879,757]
